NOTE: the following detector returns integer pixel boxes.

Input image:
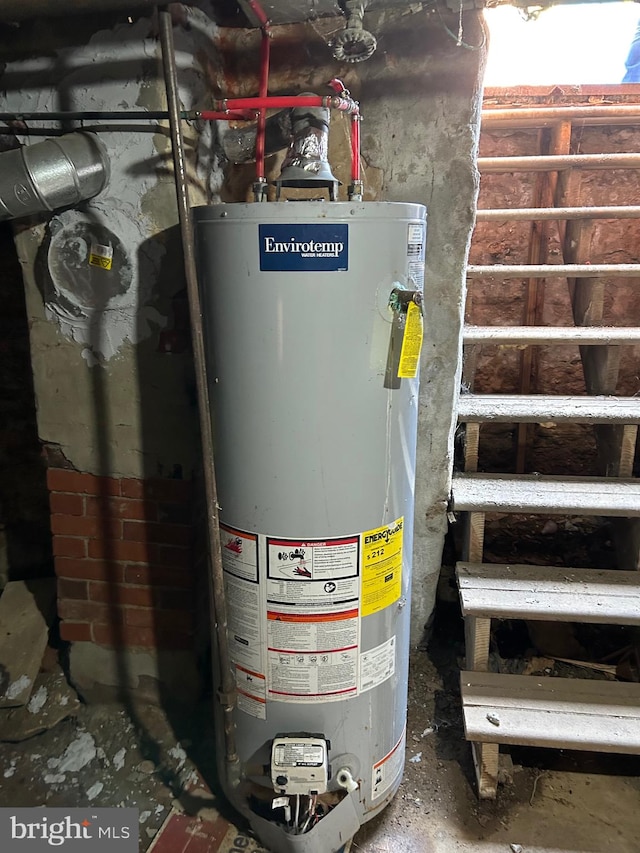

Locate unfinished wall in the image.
[0,4,485,695]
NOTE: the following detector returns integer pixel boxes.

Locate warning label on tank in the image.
[360,635,396,693]
[220,524,266,683]
[266,535,359,609]
[361,518,403,617]
[266,608,359,702]
[372,727,406,801]
[235,664,267,720]
[407,222,425,290]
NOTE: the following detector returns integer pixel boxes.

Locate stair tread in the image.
[463,325,640,345]
[461,671,640,753]
[451,473,640,517]
[456,562,640,625]
[457,394,640,423]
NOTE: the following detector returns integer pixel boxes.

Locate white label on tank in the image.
[360,635,396,693]
[372,727,406,801]
[266,607,359,702]
[407,222,425,289]
[266,536,359,610]
[236,664,267,720]
[221,524,266,685]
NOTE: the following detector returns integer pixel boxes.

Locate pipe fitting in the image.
[0,132,110,221]
[336,767,359,793]
[332,1,377,63]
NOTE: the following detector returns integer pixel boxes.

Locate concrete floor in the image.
[1,626,638,853]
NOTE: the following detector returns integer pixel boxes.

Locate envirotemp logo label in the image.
[259,223,349,272]
[0,808,138,852]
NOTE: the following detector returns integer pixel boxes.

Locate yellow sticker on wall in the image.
[397,301,423,378]
[89,243,113,271]
[361,518,403,617]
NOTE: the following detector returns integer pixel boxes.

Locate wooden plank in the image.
[457,394,640,424]
[463,511,485,562]
[0,579,56,708]
[461,671,640,753]
[595,424,639,478]
[471,741,499,800]
[467,264,640,278]
[465,615,492,671]
[451,473,640,516]
[464,422,480,472]
[478,153,640,172]
[476,205,640,222]
[456,562,640,625]
[463,325,640,345]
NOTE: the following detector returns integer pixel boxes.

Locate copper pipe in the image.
[467,264,640,278]
[483,104,640,128]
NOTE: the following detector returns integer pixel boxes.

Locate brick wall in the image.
[47,468,198,651]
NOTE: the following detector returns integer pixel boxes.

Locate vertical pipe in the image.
[349,113,362,201]
[158,6,238,765]
[253,3,271,201]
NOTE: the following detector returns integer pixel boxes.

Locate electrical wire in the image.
[436,1,487,51]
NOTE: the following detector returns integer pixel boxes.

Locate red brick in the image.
[123,521,192,547]
[88,538,155,563]
[55,557,125,583]
[58,599,121,624]
[52,536,87,558]
[49,493,85,517]
[120,478,145,499]
[86,496,155,522]
[57,578,88,600]
[47,468,120,496]
[124,564,193,589]
[51,514,122,539]
[60,622,92,643]
[125,607,154,628]
[88,582,155,608]
[92,623,156,649]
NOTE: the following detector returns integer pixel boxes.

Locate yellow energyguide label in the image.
[361,517,403,617]
[397,301,423,378]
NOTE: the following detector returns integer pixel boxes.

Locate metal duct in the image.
[0,132,110,221]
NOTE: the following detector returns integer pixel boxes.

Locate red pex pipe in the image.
[245,0,270,28]
[351,113,361,183]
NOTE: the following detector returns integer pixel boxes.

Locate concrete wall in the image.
[0,4,486,692]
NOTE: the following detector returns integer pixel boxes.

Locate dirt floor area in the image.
[1,601,639,853]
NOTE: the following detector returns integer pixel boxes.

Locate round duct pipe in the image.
[0,132,110,221]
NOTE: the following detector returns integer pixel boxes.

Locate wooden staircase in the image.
[453,103,640,798]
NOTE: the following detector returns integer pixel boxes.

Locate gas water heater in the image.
[194,199,426,853]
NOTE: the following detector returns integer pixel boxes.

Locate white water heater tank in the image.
[194,201,426,853]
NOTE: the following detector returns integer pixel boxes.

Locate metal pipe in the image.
[476,205,640,222]
[467,264,640,278]
[200,95,360,116]
[158,6,238,766]
[0,132,109,220]
[253,1,271,201]
[482,104,640,127]
[478,153,640,173]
